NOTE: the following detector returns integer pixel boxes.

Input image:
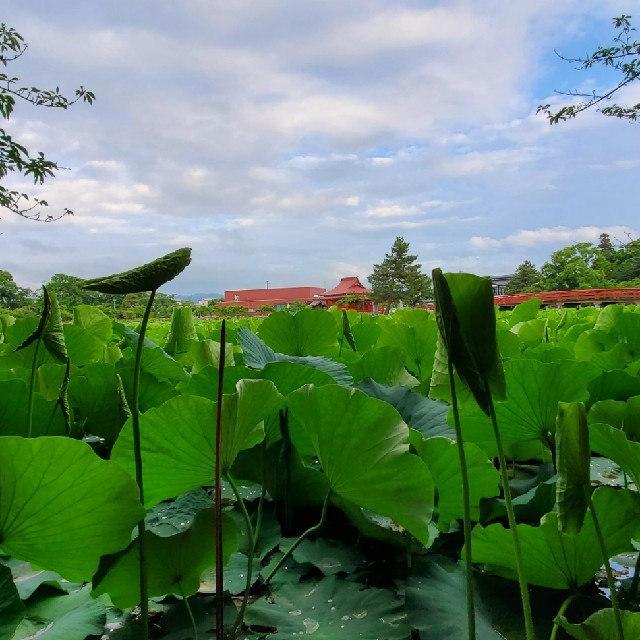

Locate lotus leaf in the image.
[0,437,144,582]
[286,384,434,545]
[471,487,640,589]
[92,509,239,608]
[82,247,192,294]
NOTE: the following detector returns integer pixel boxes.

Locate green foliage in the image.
[3,270,640,638]
[555,402,590,535]
[504,260,542,294]
[0,437,144,581]
[431,270,505,414]
[83,248,192,294]
[368,236,432,307]
[471,487,640,589]
[11,586,105,640]
[244,575,409,639]
[163,305,197,356]
[541,242,608,290]
[405,558,508,639]
[539,15,640,124]
[215,303,249,318]
[0,270,31,310]
[257,307,338,357]
[556,608,640,639]
[93,509,240,608]
[413,436,499,530]
[0,564,24,639]
[0,23,94,221]
[257,303,275,314]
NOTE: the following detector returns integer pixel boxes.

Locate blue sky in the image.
[2,0,638,295]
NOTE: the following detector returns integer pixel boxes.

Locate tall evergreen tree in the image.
[598,233,615,256]
[368,237,432,309]
[504,260,542,294]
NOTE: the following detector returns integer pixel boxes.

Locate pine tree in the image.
[504,260,542,294]
[368,237,432,309]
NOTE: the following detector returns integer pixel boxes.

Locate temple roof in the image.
[322,276,371,298]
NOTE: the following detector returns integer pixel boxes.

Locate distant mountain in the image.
[171,292,223,302]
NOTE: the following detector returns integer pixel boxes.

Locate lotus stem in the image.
[227,473,257,639]
[26,335,42,438]
[263,489,332,585]
[624,551,640,604]
[549,593,579,640]
[215,320,226,639]
[584,486,624,640]
[487,394,536,640]
[179,584,199,640]
[448,357,475,640]
[131,288,156,640]
[279,408,293,535]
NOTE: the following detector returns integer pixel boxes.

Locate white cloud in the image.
[368,157,394,167]
[441,147,542,176]
[360,204,421,218]
[2,0,637,293]
[470,236,502,249]
[472,225,638,250]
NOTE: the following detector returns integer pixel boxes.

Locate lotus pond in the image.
[1,257,640,640]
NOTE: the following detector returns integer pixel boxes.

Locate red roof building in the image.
[320,276,373,312]
[215,276,374,314]
[216,286,325,312]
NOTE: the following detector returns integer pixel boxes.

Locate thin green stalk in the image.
[279,409,293,535]
[178,584,199,640]
[549,593,579,640]
[584,486,624,640]
[215,320,226,640]
[623,550,640,604]
[251,441,268,553]
[26,335,42,438]
[227,473,257,639]
[263,489,332,586]
[448,357,475,640]
[131,289,156,640]
[487,394,536,640]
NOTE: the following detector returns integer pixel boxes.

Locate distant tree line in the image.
[505,234,640,294]
[0,271,192,320]
[2,234,638,318]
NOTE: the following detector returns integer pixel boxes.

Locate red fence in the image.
[494,288,640,308]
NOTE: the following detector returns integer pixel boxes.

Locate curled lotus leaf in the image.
[82,247,192,294]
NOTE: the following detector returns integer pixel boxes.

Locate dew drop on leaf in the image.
[303,618,320,634]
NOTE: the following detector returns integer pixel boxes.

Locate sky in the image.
[2,0,639,295]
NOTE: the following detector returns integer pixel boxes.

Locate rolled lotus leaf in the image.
[556,401,590,535]
[82,247,192,294]
[431,268,505,415]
